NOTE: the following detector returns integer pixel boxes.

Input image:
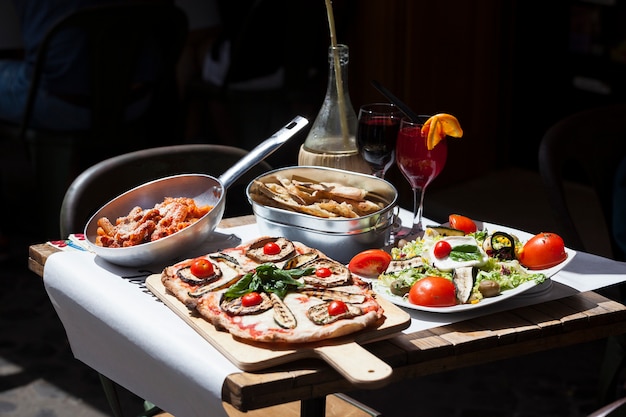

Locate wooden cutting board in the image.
[146,274,411,388]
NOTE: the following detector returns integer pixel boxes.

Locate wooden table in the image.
[29,215,626,415]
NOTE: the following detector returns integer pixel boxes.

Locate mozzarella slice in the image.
[429,236,489,271]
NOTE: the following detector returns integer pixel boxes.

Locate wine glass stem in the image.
[411,186,426,234]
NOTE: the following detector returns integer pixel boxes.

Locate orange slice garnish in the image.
[422,113,463,150]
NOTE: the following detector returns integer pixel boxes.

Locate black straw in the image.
[371,80,419,122]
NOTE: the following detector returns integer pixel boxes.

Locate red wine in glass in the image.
[357,103,402,178]
[396,117,448,236]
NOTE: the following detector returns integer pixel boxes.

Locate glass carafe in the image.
[298,44,370,173]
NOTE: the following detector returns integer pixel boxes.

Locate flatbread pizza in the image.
[160,237,385,344]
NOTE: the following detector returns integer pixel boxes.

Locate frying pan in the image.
[84,116,309,267]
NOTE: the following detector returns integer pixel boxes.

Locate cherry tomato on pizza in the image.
[348,249,392,277]
[241,291,263,307]
[263,241,281,255]
[433,240,452,259]
[449,214,477,234]
[518,232,567,269]
[408,276,456,307]
[190,258,215,278]
[315,267,333,278]
[328,300,348,316]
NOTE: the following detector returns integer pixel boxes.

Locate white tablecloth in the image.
[43,210,626,417]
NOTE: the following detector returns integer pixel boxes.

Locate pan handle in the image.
[218,115,309,190]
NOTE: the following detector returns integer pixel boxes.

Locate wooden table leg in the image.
[301,396,326,417]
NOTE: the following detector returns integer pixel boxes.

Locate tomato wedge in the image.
[408,276,456,307]
[449,214,477,234]
[518,232,567,270]
[348,249,392,277]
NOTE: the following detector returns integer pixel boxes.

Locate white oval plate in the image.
[371,221,576,313]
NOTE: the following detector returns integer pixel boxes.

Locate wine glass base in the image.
[391,228,424,245]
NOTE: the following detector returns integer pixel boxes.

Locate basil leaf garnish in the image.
[449,244,482,261]
[224,263,312,300]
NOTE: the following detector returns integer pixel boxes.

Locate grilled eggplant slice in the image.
[299,288,366,304]
[220,292,273,315]
[187,259,245,298]
[282,252,319,270]
[306,301,363,325]
[300,258,351,287]
[429,226,465,237]
[270,293,297,329]
[177,259,222,285]
[246,237,295,263]
[385,257,424,274]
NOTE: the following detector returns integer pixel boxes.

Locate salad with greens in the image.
[376,226,548,308]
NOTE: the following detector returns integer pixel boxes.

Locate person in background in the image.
[0,0,119,260]
[193,0,329,149]
[0,0,164,259]
[0,0,139,131]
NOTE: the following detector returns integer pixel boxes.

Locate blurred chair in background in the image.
[538,103,626,409]
[538,103,626,261]
[0,1,189,240]
[587,396,626,417]
[59,143,272,238]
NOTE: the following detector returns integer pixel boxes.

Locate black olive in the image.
[390,279,411,296]
[478,280,500,298]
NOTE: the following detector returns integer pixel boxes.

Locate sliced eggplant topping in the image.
[210,252,241,266]
[385,257,424,274]
[188,274,243,298]
[188,260,245,298]
[300,258,351,287]
[246,237,296,263]
[177,261,222,285]
[282,252,319,270]
[270,293,297,329]
[220,292,273,315]
[299,288,366,304]
[453,266,475,304]
[429,226,465,237]
[306,302,363,325]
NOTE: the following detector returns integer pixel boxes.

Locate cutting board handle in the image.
[313,341,392,388]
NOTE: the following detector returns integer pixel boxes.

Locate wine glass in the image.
[396,116,448,238]
[356,103,402,178]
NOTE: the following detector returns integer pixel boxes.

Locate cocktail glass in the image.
[396,116,447,238]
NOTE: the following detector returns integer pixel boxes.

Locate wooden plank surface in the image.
[223,291,626,412]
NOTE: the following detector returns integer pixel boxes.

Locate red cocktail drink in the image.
[396,125,447,189]
[396,117,448,237]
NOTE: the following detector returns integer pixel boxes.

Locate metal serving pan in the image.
[84,116,309,267]
[246,166,398,263]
